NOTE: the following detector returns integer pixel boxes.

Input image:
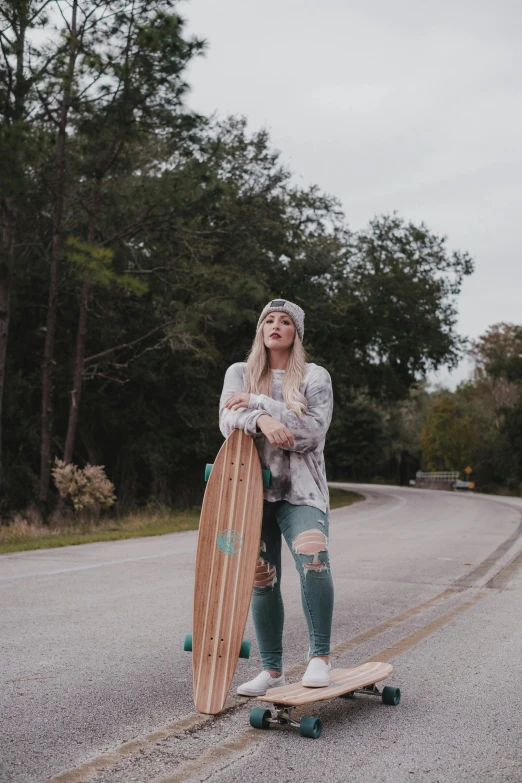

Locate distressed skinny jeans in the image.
[251,500,334,671]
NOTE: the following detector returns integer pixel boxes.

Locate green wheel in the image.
[299,715,322,739]
[204,463,213,482]
[183,633,192,652]
[250,707,271,730]
[382,686,401,706]
[239,640,251,659]
[262,469,272,488]
[339,691,355,700]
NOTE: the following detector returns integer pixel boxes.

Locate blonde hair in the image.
[244,317,308,416]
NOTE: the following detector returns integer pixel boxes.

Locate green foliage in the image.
[421,396,474,472]
[0,4,477,514]
[327,214,474,399]
[64,237,147,294]
[409,324,522,494]
[471,323,522,385]
[325,397,386,480]
[502,404,522,486]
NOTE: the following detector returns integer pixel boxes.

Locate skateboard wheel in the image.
[382,686,401,706]
[299,715,322,739]
[239,640,251,659]
[339,691,355,700]
[204,463,213,482]
[183,633,192,652]
[249,707,271,730]
[262,469,272,488]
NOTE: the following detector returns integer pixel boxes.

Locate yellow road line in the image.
[155,590,491,783]
[49,518,522,783]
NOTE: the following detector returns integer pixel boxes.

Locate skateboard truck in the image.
[251,665,401,738]
[205,462,272,488]
[339,683,401,705]
[340,682,380,699]
[268,704,300,729]
[184,633,251,659]
[250,704,323,739]
[250,682,400,739]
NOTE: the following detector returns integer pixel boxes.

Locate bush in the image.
[52,459,116,518]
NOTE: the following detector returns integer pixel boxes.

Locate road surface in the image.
[1,485,521,783]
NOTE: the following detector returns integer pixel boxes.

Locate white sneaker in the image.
[302,658,331,687]
[237,671,285,697]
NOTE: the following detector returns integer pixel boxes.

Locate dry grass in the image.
[0,508,200,554]
[0,489,363,554]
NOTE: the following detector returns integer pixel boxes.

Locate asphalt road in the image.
[1,485,522,783]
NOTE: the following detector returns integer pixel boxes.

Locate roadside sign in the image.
[464,466,473,475]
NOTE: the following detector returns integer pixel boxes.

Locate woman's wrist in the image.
[256,414,271,431]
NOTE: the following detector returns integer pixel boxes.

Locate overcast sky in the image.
[180,0,521,387]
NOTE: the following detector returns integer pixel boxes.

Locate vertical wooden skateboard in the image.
[251,662,401,738]
[184,429,269,714]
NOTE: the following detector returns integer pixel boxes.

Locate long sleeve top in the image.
[219,362,333,514]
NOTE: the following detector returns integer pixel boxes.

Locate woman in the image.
[219,299,334,697]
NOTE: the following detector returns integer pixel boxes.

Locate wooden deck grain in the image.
[257,663,393,706]
[193,429,264,714]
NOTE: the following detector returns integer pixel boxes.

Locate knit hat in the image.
[256,299,305,342]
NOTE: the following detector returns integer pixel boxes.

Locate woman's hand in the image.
[224,392,251,411]
[257,414,295,449]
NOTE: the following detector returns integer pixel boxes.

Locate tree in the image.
[0,96,477,512]
[465,323,522,490]
[60,1,204,467]
[39,0,111,506]
[0,0,58,499]
[470,323,522,397]
[331,214,474,400]
[324,395,386,481]
[379,383,433,484]
[421,395,474,472]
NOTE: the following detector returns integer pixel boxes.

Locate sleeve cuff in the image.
[248,394,261,409]
[243,409,264,437]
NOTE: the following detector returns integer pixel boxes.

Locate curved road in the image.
[1,485,521,783]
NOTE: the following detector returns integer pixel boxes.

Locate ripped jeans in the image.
[251,500,334,671]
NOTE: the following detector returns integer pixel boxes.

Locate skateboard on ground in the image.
[251,661,400,738]
[184,429,270,714]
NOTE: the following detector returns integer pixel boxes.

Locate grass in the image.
[0,509,200,554]
[0,488,364,555]
[328,487,364,510]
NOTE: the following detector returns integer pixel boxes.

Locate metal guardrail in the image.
[412,471,474,490]
[415,471,460,481]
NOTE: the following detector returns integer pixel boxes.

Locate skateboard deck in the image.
[190,429,264,715]
[251,662,400,738]
[259,661,393,706]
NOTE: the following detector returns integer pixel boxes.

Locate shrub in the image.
[52,460,116,517]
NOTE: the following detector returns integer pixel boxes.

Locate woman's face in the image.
[262,311,296,352]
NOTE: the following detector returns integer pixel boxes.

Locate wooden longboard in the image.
[252,662,399,737]
[258,662,393,706]
[192,429,264,715]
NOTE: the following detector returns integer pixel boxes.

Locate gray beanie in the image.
[256,299,305,342]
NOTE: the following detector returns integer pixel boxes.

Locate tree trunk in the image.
[63,281,91,464]
[0,2,29,500]
[39,0,79,506]
[63,178,101,465]
[0,215,15,497]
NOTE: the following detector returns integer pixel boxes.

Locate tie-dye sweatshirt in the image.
[219,362,333,513]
